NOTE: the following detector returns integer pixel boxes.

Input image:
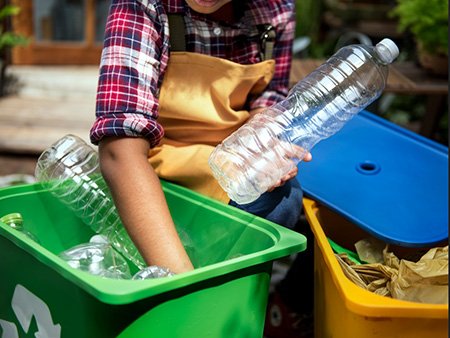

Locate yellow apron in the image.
[149,51,275,203]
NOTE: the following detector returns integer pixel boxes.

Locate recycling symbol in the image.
[0,284,61,338]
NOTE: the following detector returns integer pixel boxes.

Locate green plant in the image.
[0,4,28,54]
[0,4,28,96]
[390,0,448,56]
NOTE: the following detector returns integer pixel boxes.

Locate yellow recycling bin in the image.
[303,198,448,338]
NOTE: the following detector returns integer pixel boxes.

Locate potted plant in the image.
[390,0,448,76]
[0,4,28,96]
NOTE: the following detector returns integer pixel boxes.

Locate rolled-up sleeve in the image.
[90,0,168,148]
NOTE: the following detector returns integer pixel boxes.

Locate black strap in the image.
[259,24,276,61]
[168,14,186,52]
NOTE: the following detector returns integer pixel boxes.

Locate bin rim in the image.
[0,182,306,305]
[303,198,448,319]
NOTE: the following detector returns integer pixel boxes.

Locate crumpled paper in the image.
[336,242,448,304]
[354,237,386,264]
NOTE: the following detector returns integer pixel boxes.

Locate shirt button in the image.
[213,27,222,36]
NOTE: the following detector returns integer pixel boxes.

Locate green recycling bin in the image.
[0,180,306,338]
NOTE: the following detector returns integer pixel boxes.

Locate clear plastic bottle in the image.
[59,235,132,280]
[0,212,39,243]
[209,38,399,204]
[132,266,175,280]
[1,213,24,231]
[35,134,146,269]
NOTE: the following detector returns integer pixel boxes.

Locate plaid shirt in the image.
[90,0,296,147]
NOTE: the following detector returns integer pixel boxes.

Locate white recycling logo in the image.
[0,284,61,338]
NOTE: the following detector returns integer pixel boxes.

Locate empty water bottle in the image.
[209,38,399,204]
[35,134,146,269]
[1,213,24,231]
[59,235,132,279]
[0,213,39,243]
[132,265,175,280]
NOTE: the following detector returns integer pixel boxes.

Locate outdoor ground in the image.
[0,65,97,184]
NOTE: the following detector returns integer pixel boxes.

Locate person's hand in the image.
[247,108,313,191]
[267,146,312,192]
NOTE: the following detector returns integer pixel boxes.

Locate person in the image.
[90,0,313,336]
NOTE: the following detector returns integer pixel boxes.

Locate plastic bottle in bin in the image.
[59,235,132,279]
[34,134,147,269]
[209,38,399,204]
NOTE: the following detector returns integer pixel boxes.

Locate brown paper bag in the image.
[335,246,448,304]
[389,246,448,304]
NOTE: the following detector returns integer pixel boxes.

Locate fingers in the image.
[267,166,298,191]
[281,143,312,163]
[266,144,312,193]
[282,166,298,181]
[303,151,312,162]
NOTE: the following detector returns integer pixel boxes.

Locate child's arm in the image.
[99,136,194,274]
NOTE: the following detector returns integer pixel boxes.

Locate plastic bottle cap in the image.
[0,213,23,225]
[376,38,399,64]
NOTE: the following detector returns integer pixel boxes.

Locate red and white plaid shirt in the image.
[90,0,296,147]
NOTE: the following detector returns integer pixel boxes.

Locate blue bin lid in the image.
[297,111,448,247]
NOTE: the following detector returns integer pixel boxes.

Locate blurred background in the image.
[0,0,448,183]
[293,0,448,146]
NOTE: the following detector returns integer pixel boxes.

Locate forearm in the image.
[98,137,193,274]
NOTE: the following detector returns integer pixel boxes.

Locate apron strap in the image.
[168,14,186,52]
[258,24,276,61]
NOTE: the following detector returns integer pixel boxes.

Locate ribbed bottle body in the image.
[35,134,146,269]
[210,42,394,205]
[209,108,296,204]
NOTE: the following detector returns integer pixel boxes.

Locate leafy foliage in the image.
[390,0,448,56]
[0,5,28,53]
